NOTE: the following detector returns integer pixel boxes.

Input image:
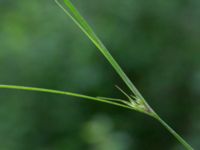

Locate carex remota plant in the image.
[0,0,194,149]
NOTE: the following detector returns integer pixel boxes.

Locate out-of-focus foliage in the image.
[0,0,199,149]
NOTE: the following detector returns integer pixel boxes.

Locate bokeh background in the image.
[0,0,200,149]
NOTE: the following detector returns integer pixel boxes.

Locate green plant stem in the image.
[55,0,145,102]
[0,85,193,149]
[0,84,130,109]
[153,114,194,150]
[0,85,155,117]
[54,0,194,149]
[0,0,193,149]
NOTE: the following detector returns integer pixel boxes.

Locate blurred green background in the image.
[0,0,200,149]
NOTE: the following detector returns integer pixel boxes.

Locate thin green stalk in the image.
[154,114,194,150]
[0,85,130,110]
[55,0,145,102]
[54,0,194,149]
[0,85,154,117]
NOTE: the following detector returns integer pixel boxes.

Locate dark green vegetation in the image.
[0,0,198,149]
